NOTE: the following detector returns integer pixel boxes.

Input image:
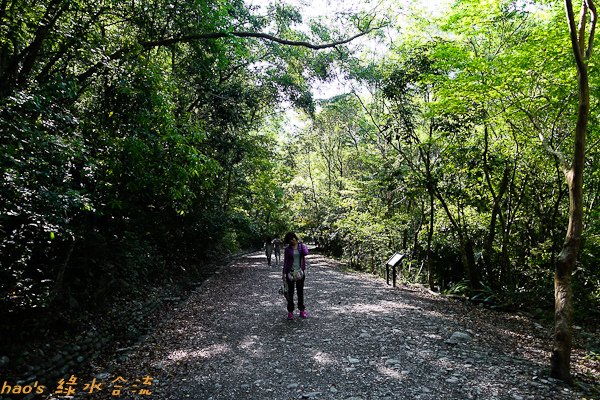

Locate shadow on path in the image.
[84,251,585,400]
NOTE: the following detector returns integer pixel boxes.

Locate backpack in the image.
[287,268,304,282]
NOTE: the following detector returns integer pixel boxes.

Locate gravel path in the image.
[86,251,591,400]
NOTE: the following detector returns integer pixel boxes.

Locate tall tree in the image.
[0,0,381,312]
[550,0,596,381]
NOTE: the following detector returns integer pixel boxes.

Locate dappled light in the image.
[312,351,337,366]
[91,250,594,400]
[163,343,231,366]
[1,0,599,398]
[376,366,410,382]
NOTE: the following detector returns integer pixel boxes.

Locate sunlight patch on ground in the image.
[312,351,337,366]
[164,343,231,366]
[423,333,444,340]
[376,365,409,381]
[238,335,263,354]
[422,309,445,319]
[345,300,421,315]
[166,349,189,362]
[251,291,275,298]
[346,303,387,314]
[325,306,346,313]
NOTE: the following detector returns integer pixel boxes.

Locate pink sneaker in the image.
[287,312,294,320]
[300,310,308,319]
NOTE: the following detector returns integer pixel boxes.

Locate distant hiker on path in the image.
[271,237,283,266]
[264,236,274,267]
[283,232,309,320]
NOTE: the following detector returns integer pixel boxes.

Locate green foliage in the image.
[0,0,368,313]
[281,0,600,317]
[2,0,599,329]
[444,280,470,297]
[578,234,600,312]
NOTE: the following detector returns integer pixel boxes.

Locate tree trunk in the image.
[433,186,480,289]
[551,169,585,382]
[51,238,75,305]
[427,188,435,290]
[551,0,592,381]
[265,209,271,232]
[551,244,576,381]
[222,169,232,212]
[482,124,510,289]
[460,237,480,289]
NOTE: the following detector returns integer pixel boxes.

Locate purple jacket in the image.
[283,243,309,276]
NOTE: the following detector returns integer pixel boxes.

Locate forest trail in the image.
[84,251,588,400]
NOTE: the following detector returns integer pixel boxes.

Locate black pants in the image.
[286,276,305,312]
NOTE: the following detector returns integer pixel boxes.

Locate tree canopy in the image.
[1,0,598,386]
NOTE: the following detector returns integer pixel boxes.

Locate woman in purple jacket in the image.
[283,232,309,320]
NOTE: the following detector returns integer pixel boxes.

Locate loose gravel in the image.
[82,251,595,400]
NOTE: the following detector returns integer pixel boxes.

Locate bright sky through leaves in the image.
[245,0,452,99]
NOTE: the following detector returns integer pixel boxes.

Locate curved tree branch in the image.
[138,27,379,50]
[585,0,597,58]
[577,2,588,56]
[567,0,586,72]
[77,26,382,87]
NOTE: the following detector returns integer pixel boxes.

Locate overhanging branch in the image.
[585,0,597,58]
[566,0,586,72]
[77,26,382,86]
[139,27,379,50]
